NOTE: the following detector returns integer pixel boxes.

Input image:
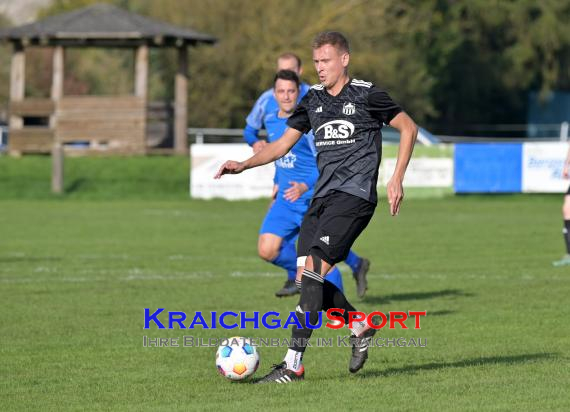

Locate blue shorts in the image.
[259,197,310,243]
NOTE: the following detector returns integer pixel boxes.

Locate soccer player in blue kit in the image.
[246,54,370,298]
[244,53,311,154]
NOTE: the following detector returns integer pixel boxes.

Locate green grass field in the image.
[1,156,569,411]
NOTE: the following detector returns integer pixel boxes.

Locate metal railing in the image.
[451,122,569,140]
[188,128,266,145]
[1,122,567,153]
[187,126,437,145]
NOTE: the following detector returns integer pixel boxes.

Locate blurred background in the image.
[1,3,569,410]
[0,0,568,198]
[0,0,568,141]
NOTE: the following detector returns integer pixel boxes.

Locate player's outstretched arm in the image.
[386,112,418,216]
[214,127,303,179]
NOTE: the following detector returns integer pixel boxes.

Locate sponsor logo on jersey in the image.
[343,102,355,115]
[315,120,355,139]
[276,152,297,169]
[315,106,323,113]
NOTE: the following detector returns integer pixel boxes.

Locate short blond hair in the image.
[312,31,350,53]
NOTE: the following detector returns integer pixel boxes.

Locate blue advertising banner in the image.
[454,143,523,193]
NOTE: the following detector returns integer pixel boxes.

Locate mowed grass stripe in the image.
[0,194,568,410]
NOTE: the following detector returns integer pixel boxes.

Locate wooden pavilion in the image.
[0,3,216,155]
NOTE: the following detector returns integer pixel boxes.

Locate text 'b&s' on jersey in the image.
[286,79,402,204]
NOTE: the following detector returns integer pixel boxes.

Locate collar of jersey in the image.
[323,77,352,98]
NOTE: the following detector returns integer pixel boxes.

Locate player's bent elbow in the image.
[411,123,419,140]
[404,120,419,144]
[404,115,419,135]
[391,112,417,137]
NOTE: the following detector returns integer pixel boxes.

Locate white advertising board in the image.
[522,142,568,193]
[190,144,275,200]
[380,157,454,187]
[191,144,454,199]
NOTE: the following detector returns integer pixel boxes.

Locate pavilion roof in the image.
[0,3,217,47]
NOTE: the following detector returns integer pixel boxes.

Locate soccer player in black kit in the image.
[215,31,418,383]
[553,144,570,267]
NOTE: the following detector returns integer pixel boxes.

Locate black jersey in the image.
[287,79,402,203]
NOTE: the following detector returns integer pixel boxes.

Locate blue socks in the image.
[344,250,361,273]
[325,267,344,292]
[271,240,298,281]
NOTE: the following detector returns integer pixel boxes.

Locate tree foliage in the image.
[0,0,568,134]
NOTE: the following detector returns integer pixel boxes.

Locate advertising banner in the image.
[191,144,275,200]
[522,142,567,193]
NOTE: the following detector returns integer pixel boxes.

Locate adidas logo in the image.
[320,235,329,245]
[315,106,323,113]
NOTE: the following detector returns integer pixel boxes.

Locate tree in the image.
[3,0,569,135]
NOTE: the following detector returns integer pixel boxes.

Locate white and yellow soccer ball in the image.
[215,337,259,381]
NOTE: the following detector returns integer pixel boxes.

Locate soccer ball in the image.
[215,337,259,381]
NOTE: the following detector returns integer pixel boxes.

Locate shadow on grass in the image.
[428,310,457,316]
[363,289,474,305]
[366,310,455,325]
[0,256,62,263]
[66,178,87,194]
[358,353,558,378]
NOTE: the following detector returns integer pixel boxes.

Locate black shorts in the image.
[297,191,376,265]
[567,185,570,195]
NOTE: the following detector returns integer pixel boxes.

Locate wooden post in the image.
[135,44,149,153]
[51,143,64,194]
[134,44,148,99]
[50,46,64,129]
[175,46,188,155]
[9,43,25,130]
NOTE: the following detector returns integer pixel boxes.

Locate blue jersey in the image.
[264,109,318,203]
[243,83,310,146]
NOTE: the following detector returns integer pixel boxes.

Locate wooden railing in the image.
[8,96,147,154]
[56,96,145,153]
[9,98,55,153]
